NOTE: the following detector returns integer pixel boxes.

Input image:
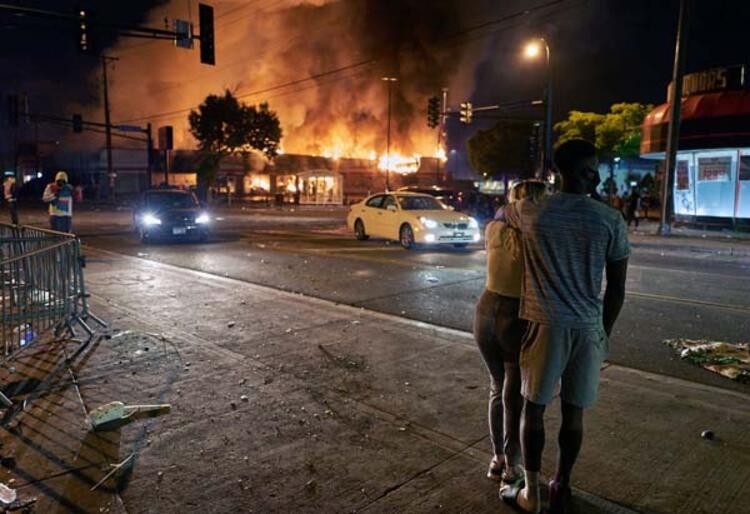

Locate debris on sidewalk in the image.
[0,483,17,506]
[665,338,750,382]
[90,453,136,492]
[89,401,172,431]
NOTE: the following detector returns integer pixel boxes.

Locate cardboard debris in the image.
[665,339,750,382]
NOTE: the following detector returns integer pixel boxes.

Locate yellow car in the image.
[346,192,481,249]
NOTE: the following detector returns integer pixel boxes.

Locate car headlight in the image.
[195,213,210,224]
[468,217,479,228]
[419,217,438,229]
[142,213,161,226]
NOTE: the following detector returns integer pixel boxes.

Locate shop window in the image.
[676,161,690,190]
[740,156,750,181]
[697,156,731,182]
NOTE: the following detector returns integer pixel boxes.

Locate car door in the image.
[356,194,385,236]
[380,195,400,240]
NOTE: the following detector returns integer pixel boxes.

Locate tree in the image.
[188,90,282,198]
[555,102,652,199]
[466,119,536,180]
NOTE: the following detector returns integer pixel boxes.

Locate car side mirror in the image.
[387,204,397,212]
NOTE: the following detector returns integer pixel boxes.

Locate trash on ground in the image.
[665,338,750,382]
[0,482,16,505]
[90,453,135,492]
[425,276,439,283]
[137,252,149,258]
[89,401,172,431]
[228,321,236,328]
[701,429,715,440]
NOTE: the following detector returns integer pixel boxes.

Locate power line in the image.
[115,59,377,124]
[114,0,570,125]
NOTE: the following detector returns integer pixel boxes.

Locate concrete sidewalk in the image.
[1,249,748,513]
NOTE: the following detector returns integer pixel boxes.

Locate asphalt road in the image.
[30,206,750,393]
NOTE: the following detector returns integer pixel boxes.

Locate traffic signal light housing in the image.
[427,96,440,128]
[72,114,83,133]
[198,4,215,65]
[77,9,94,54]
[528,123,541,163]
[459,102,473,124]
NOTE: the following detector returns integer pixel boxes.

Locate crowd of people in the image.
[475,139,629,513]
[3,171,79,233]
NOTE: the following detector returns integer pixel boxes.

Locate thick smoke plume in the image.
[103,0,501,158]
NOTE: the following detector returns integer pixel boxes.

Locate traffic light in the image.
[77,9,94,54]
[198,4,215,65]
[427,96,440,128]
[528,123,541,164]
[459,102,473,124]
[7,94,19,127]
[72,114,83,133]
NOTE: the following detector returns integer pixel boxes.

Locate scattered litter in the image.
[0,482,16,505]
[137,252,149,258]
[665,339,749,382]
[351,320,361,325]
[404,381,410,386]
[285,328,293,334]
[109,330,133,340]
[400,311,406,315]
[89,402,172,431]
[304,479,317,493]
[701,430,715,441]
[435,265,445,269]
[398,427,407,432]
[465,384,479,390]
[260,259,267,264]
[90,453,135,492]
[425,276,439,283]
[228,321,236,328]
[257,244,267,249]
[239,378,247,385]
[230,402,237,410]
[240,395,249,402]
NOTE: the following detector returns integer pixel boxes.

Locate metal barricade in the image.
[0,223,105,409]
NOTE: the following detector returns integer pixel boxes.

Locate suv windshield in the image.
[146,192,198,209]
[397,195,445,211]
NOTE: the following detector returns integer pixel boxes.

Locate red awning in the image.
[643,90,750,127]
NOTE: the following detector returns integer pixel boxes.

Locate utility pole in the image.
[436,87,448,184]
[659,0,691,236]
[101,55,118,202]
[146,123,153,189]
[382,76,398,191]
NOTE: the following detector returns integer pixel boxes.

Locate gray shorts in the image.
[519,322,609,408]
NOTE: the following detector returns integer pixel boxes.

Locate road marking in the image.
[627,291,750,313]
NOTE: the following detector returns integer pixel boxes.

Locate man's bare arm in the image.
[603,258,628,336]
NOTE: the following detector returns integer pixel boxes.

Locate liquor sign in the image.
[667,65,746,101]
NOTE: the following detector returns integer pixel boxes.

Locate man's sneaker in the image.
[548,480,572,514]
[501,463,524,486]
[486,455,504,481]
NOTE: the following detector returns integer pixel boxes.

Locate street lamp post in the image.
[382,76,398,191]
[524,38,552,180]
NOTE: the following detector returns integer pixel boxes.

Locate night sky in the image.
[2,0,750,173]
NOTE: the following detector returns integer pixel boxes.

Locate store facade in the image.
[641,65,750,225]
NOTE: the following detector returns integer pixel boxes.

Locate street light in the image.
[523,38,552,180]
[382,76,398,191]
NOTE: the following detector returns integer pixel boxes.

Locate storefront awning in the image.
[641,90,750,157]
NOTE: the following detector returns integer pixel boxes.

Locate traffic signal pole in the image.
[101,56,116,201]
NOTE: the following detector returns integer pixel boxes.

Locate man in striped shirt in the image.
[501,139,629,513]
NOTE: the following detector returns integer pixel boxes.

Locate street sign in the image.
[116,124,143,132]
[158,126,174,150]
